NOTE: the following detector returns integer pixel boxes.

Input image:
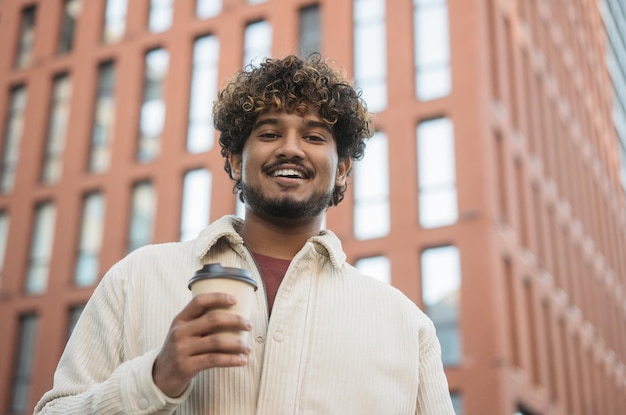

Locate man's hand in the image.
[152,293,253,398]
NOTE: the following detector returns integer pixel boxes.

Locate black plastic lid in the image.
[188,263,258,290]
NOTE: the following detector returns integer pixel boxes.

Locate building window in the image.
[299,5,320,57]
[354,131,389,239]
[187,35,219,153]
[353,0,387,113]
[89,61,116,173]
[413,0,451,101]
[138,48,169,163]
[102,0,127,44]
[41,74,72,184]
[417,117,457,228]
[243,20,272,67]
[1,86,28,193]
[149,0,173,33]
[25,202,56,294]
[355,255,391,284]
[128,181,155,252]
[0,211,9,289]
[450,392,464,415]
[15,6,37,68]
[180,169,212,241]
[68,305,85,337]
[196,0,221,19]
[57,0,81,54]
[74,192,105,286]
[10,314,39,413]
[421,245,462,365]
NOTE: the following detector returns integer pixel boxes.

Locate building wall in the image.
[0,0,624,414]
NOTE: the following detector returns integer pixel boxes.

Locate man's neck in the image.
[240,210,324,260]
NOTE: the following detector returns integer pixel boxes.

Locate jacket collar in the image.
[193,215,346,269]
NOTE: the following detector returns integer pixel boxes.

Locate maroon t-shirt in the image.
[251,252,290,315]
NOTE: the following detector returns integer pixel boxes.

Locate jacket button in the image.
[138,398,149,410]
[273,332,285,342]
[256,335,264,343]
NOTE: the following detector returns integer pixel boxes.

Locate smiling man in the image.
[35,54,455,414]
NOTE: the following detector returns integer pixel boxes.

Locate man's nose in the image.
[276,131,305,158]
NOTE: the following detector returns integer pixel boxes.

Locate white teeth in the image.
[272,169,303,178]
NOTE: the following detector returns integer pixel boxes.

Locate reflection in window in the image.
[244,20,272,68]
[180,169,212,241]
[10,314,38,413]
[1,86,28,193]
[355,255,391,284]
[74,192,105,286]
[354,132,389,239]
[58,0,81,54]
[0,211,8,289]
[417,117,457,228]
[149,0,173,33]
[89,62,116,173]
[450,392,464,415]
[413,0,451,100]
[188,36,219,153]
[128,181,155,252]
[299,5,320,57]
[102,0,127,44]
[15,6,37,68]
[26,202,57,294]
[68,305,85,337]
[42,74,72,184]
[353,0,387,113]
[196,0,221,19]
[138,48,169,163]
[421,245,462,365]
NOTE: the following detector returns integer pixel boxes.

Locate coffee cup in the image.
[188,263,258,339]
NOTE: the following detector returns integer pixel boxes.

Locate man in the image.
[35,54,455,414]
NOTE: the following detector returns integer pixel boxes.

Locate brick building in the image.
[0,0,624,414]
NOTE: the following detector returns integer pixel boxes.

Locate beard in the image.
[241,181,333,219]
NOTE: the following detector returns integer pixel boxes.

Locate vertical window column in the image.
[89,62,116,173]
[41,74,72,184]
[417,117,458,228]
[243,21,272,68]
[102,0,128,44]
[353,0,387,113]
[187,36,219,153]
[57,0,81,54]
[1,86,28,193]
[25,202,57,294]
[421,245,462,365]
[299,5,320,57]
[355,255,391,284]
[74,192,105,286]
[0,211,9,289]
[180,169,212,241]
[10,314,39,413]
[15,6,37,68]
[149,0,174,33]
[138,49,169,163]
[128,181,156,252]
[354,131,390,239]
[196,0,221,19]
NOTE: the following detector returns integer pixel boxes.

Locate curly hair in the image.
[213,53,373,206]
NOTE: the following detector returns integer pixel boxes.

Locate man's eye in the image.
[259,133,279,139]
[305,135,325,142]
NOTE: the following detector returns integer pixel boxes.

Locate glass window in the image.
[57,0,81,54]
[25,202,56,294]
[180,169,212,241]
[149,0,173,33]
[417,117,457,228]
[196,0,221,19]
[138,48,169,163]
[10,314,38,413]
[355,255,391,284]
[187,36,219,153]
[299,5,320,57]
[450,392,464,415]
[89,61,116,173]
[1,86,28,193]
[236,197,246,219]
[243,20,272,68]
[353,0,387,113]
[102,0,127,44]
[421,245,462,365]
[413,0,451,101]
[128,181,155,252]
[15,6,37,68]
[68,305,85,337]
[0,211,9,289]
[74,192,105,286]
[41,74,72,184]
[354,131,389,239]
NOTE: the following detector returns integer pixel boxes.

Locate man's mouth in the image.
[271,168,305,179]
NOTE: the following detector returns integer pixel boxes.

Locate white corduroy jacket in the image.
[35,216,455,415]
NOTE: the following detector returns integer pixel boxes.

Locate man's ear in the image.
[336,157,352,186]
[229,153,242,180]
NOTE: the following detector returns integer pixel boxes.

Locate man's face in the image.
[229,110,351,219]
